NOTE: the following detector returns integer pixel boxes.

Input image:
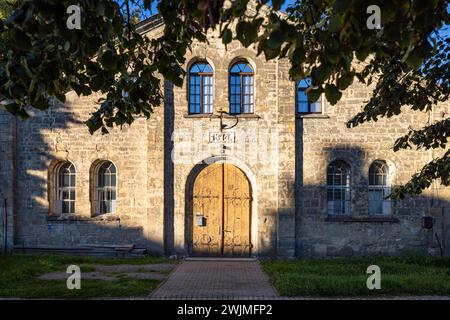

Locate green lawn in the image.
[0,254,175,299]
[261,255,450,297]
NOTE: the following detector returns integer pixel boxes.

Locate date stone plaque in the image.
[208,132,235,144]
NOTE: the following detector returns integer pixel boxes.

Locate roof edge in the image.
[135,14,164,34]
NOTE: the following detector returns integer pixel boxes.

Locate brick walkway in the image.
[150,259,279,299]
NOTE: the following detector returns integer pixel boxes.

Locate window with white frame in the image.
[327,160,351,215]
[368,161,391,215]
[297,78,322,114]
[95,161,117,214]
[56,162,76,214]
[230,61,254,114]
[189,62,213,114]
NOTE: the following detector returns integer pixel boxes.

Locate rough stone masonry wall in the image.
[12,90,164,253]
[276,58,296,257]
[296,78,450,257]
[0,110,15,253]
[167,27,293,256]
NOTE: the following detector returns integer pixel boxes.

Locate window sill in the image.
[325,215,399,223]
[47,215,120,222]
[228,114,261,119]
[184,113,216,119]
[296,114,329,119]
[184,113,261,120]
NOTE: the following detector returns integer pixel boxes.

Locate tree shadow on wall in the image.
[294,119,450,257]
[5,100,163,254]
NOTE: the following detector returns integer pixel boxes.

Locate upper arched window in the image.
[189,62,213,114]
[56,162,76,214]
[368,161,391,215]
[230,61,254,114]
[297,78,322,114]
[94,161,117,214]
[327,160,351,215]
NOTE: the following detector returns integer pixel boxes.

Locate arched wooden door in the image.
[192,163,252,256]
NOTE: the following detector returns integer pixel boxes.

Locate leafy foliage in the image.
[0,0,449,198]
[0,1,16,19]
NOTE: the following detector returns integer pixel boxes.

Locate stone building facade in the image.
[0,15,449,257]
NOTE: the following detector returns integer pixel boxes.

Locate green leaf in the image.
[337,73,354,90]
[266,34,283,50]
[328,14,344,32]
[381,2,397,24]
[263,45,281,60]
[411,0,431,15]
[95,2,105,16]
[272,0,285,11]
[312,64,333,83]
[91,75,105,91]
[63,41,70,51]
[405,48,425,69]
[99,49,117,70]
[325,83,342,105]
[236,21,257,48]
[5,9,26,27]
[333,0,352,14]
[85,37,103,56]
[355,48,369,61]
[306,87,322,103]
[10,28,32,51]
[222,28,232,45]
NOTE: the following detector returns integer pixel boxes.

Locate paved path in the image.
[150,259,278,299]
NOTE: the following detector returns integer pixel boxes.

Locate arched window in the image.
[56,162,76,214]
[230,61,254,114]
[297,78,322,114]
[368,161,391,215]
[189,62,213,114]
[95,161,117,214]
[327,160,351,215]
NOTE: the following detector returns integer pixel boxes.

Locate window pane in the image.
[62,201,69,214]
[369,173,376,185]
[298,78,311,89]
[104,175,111,187]
[372,199,382,214]
[333,189,343,200]
[310,100,321,113]
[62,190,69,200]
[327,161,351,214]
[298,101,308,113]
[231,64,240,73]
[344,201,350,214]
[327,201,334,214]
[190,63,213,115]
[62,174,70,187]
[297,78,322,114]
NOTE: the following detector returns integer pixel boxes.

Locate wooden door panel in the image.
[223,164,251,256]
[192,163,251,256]
[192,164,222,256]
